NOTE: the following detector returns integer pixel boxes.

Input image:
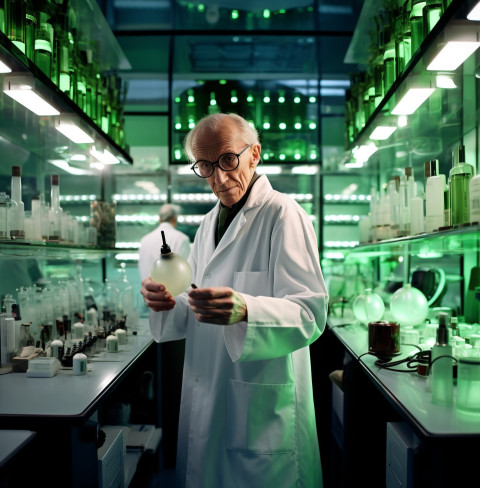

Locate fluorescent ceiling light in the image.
[55,118,94,144]
[4,75,59,116]
[467,2,480,20]
[427,41,480,71]
[256,165,282,175]
[350,143,378,166]
[391,88,436,115]
[435,74,457,88]
[291,166,318,175]
[370,126,397,140]
[0,59,11,73]
[90,146,120,165]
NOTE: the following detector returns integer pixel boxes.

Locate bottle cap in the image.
[12,166,21,177]
[51,174,59,185]
[425,159,439,178]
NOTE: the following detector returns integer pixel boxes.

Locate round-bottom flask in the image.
[151,230,192,296]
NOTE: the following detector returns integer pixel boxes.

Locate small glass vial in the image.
[106,334,118,353]
[73,352,87,375]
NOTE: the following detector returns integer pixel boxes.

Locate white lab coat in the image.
[138,222,191,280]
[149,175,328,488]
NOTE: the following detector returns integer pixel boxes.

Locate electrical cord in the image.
[358,345,430,373]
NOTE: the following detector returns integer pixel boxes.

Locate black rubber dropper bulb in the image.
[161,230,172,255]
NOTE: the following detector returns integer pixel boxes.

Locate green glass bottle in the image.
[0,1,5,34]
[410,0,426,55]
[449,145,475,226]
[34,16,52,77]
[424,0,442,34]
[25,0,36,61]
[401,5,412,67]
[383,27,396,94]
[5,0,26,53]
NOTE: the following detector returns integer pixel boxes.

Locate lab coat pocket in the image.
[233,271,269,296]
[226,379,296,454]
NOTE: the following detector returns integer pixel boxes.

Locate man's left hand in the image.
[187,286,247,325]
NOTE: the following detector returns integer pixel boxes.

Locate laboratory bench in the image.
[0,325,162,488]
[326,315,480,488]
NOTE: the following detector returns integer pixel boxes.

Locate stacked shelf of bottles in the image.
[345,0,454,148]
[1,0,128,151]
[172,80,319,163]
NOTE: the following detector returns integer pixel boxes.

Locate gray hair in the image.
[159,203,181,222]
[183,113,259,163]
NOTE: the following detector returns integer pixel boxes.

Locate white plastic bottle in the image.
[469,172,480,225]
[49,174,62,241]
[151,231,192,296]
[9,166,25,240]
[424,159,446,232]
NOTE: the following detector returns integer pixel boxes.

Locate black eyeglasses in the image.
[191,144,251,178]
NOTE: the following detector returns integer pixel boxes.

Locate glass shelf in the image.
[344,225,480,261]
[0,23,132,168]
[0,241,114,261]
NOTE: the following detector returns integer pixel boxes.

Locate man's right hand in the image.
[141,277,176,312]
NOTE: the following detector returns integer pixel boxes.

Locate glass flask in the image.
[151,231,192,297]
[352,288,385,325]
[390,284,428,327]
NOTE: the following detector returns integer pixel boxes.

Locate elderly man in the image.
[141,112,328,487]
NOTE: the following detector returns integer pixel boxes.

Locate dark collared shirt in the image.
[215,173,260,246]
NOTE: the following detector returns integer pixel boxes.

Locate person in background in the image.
[138,203,191,280]
[141,112,328,487]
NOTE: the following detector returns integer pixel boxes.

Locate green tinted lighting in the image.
[175,122,182,130]
[279,153,286,160]
[310,151,317,159]
[231,96,238,103]
[309,96,316,103]
[278,96,285,103]
[247,94,254,102]
[232,10,239,19]
[279,9,286,14]
[188,95,194,103]
[294,153,301,160]
[263,122,271,129]
[175,96,181,103]
[263,153,270,160]
[295,122,302,129]
[198,4,205,12]
[174,149,182,159]
[309,122,317,129]
[219,79,227,85]
[210,99,217,105]
[294,96,301,103]
[263,9,270,18]
[279,122,286,130]
[264,95,270,103]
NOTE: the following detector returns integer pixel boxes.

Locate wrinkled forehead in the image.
[191,122,243,159]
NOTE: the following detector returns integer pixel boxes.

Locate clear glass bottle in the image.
[48,174,62,241]
[431,312,453,405]
[9,165,25,240]
[449,145,475,226]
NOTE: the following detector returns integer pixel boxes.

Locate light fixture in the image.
[427,41,480,71]
[370,126,397,140]
[391,88,436,115]
[435,74,457,89]
[256,165,282,175]
[0,59,11,73]
[3,74,60,116]
[55,116,94,144]
[347,143,378,167]
[90,145,119,165]
[467,2,480,21]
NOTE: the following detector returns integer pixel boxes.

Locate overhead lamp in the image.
[467,2,480,21]
[346,143,378,167]
[90,145,120,165]
[391,88,435,115]
[0,59,11,73]
[427,41,480,71]
[435,74,457,89]
[3,74,60,116]
[370,126,397,140]
[55,116,94,144]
